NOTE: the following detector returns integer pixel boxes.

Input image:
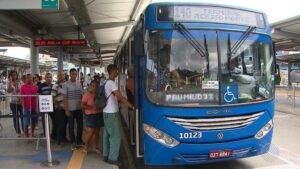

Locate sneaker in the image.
[62,138,69,143]
[107,160,121,166]
[71,143,77,150]
[77,139,84,147]
[103,156,108,162]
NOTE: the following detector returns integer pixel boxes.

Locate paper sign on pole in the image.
[39,95,54,113]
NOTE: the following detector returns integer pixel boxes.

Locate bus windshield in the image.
[145,29,274,107]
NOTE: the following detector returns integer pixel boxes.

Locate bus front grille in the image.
[167,112,264,131]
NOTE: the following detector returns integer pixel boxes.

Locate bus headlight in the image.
[255,120,273,139]
[144,124,179,147]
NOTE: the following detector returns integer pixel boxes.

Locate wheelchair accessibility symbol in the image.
[222,85,238,104]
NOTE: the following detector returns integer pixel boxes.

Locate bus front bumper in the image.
[144,129,273,166]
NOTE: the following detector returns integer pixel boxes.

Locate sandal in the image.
[93,148,101,154]
[82,148,88,154]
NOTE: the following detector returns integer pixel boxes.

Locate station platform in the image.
[0,119,119,169]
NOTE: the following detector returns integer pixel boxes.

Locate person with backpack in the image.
[81,80,103,154]
[102,64,134,166]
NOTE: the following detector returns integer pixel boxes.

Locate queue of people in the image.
[5,64,134,166]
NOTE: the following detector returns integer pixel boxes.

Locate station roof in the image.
[0,55,53,69]
[2,1,300,66]
[271,15,300,63]
[0,0,150,66]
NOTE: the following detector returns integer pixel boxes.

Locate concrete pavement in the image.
[0,115,119,169]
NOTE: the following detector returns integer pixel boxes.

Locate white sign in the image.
[202,81,219,89]
[165,93,215,103]
[172,6,265,28]
[39,95,54,112]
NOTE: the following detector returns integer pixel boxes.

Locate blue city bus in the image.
[116,2,275,166]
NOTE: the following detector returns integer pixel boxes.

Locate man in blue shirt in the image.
[38,73,54,138]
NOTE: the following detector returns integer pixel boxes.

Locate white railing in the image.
[0,94,59,167]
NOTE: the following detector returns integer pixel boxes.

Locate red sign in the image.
[34,39,87,46]
[209,150,232,159]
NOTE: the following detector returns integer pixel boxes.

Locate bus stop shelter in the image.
[271,15,300,86]
[0,0,150,75]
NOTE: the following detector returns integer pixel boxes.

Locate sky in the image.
[152,0,300,24]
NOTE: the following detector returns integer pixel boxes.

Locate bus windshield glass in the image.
[145,29,274,107]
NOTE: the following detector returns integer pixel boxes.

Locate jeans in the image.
[68,109,83,143]
[9,103,23,134]
[103,113,121,161]
[55,108,67,142]
[23,109,38,127]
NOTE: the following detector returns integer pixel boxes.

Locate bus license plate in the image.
[209,150,232,159]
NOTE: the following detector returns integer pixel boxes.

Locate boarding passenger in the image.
[52,71,68,145]
[38,73,54,138]
[81,80,103,154]
[102,64,134,165]
[20,74,38,140]
[62,68,84,150]
[126,66,135,141]
[7,70,23,137]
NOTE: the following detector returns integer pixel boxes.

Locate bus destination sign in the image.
[157,5,265,28]
[34,39,87,46]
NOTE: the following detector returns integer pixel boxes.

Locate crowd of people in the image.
[5,64,134,165]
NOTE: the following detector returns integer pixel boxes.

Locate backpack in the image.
[94,80,112,110]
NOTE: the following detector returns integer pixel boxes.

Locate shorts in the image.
[84,113,104,128]
[23,109,38,126]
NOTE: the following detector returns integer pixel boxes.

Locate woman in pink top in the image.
[81,80,103,154]
[20,74,38,139]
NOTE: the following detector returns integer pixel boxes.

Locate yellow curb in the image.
[67,148,86,169]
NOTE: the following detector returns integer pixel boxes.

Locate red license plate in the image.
[209,150,232,159]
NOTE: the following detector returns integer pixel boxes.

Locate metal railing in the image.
[0,94,59,167]
[275,86,300,115]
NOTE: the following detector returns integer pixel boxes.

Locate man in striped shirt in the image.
[38,73,53,137]
[62,68,84,150]
[52,71,67,145]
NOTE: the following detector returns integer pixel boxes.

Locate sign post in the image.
[39,95,60,167]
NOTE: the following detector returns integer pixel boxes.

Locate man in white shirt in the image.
[102,64,134,166]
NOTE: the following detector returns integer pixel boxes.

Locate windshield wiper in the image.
[204,35,210,74]
[174,23,210,73]
[227,26,256,74]
[230,26,256,55]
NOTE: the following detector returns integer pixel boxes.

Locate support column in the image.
[57,48,64,71]
[30,39,39,74]
[78,63,82,80]
[90,68,95,76]
[288,62,292,86]
[84,64,87,77]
